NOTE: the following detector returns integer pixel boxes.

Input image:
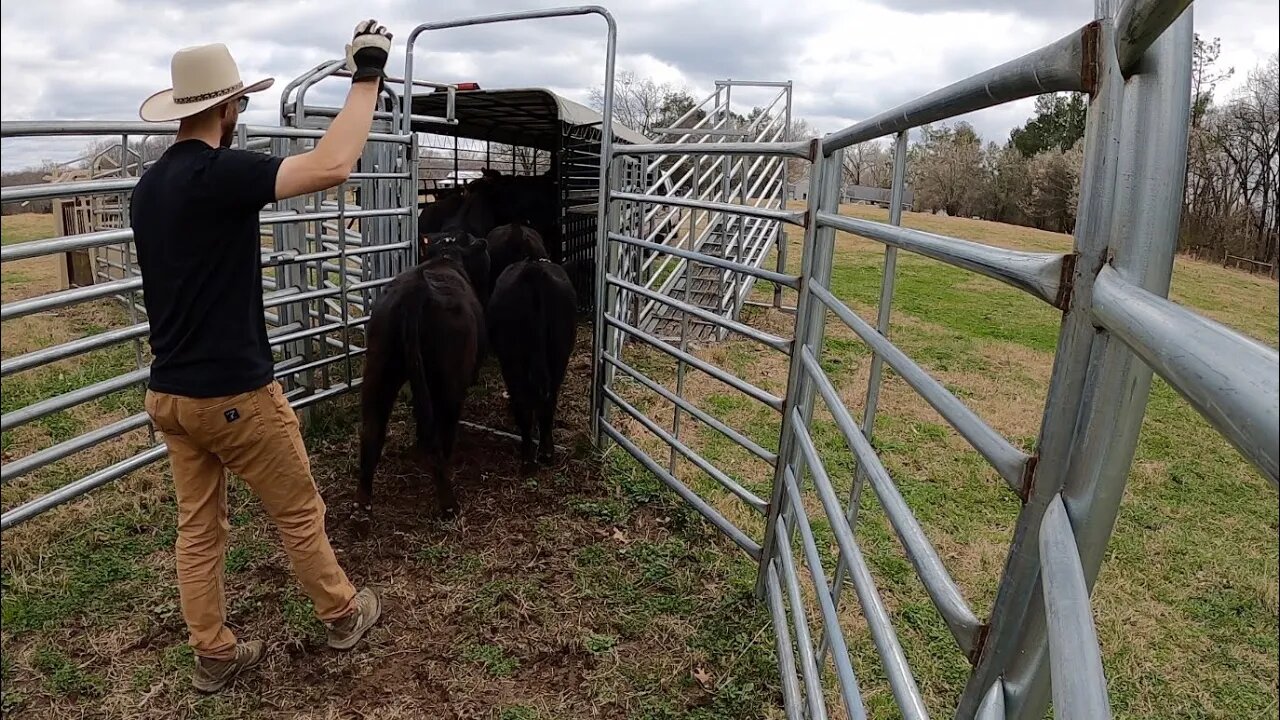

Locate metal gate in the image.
[592,1,1279,719]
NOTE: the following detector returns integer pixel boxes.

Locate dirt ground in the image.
[1,320,782,720]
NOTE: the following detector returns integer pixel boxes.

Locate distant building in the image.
[787,169,914,210]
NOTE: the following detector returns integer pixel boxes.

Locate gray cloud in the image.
[3,0,1277,170]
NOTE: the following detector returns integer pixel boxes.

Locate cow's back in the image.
[488,260,577,399]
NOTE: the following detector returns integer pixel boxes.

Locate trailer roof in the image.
[410,87,650,150]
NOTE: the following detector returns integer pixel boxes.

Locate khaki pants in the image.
[145,381,356,660]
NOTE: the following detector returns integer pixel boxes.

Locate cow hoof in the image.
[351,506,373,538]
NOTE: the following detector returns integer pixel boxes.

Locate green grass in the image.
[1,213,57,246]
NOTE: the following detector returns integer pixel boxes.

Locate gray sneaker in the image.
[325,587,382,650]
[192,640,265,693]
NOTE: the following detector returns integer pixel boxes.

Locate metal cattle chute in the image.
[0,3,1276,719]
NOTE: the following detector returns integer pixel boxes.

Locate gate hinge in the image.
[1054,253,1079,311]
[1080,21,1102,96]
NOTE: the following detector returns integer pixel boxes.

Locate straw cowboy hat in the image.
[140,43,274,122]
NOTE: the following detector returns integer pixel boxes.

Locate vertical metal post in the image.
[755,141,832,597]
[670,155,700,474]
[590,10,620,446]
[774,82,793,310]
[121,132,154,444]
[998,9,1195,718]
[816,129,909,665]
[958,6,1125,717]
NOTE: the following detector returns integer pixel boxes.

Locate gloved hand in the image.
[346,19,392,84]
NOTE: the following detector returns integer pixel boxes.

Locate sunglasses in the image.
[234,96,249,113]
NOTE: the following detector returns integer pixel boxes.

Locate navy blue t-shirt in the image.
[131,139,283,398]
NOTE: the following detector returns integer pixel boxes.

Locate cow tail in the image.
[528,279,551,403]
[401,288,433,436]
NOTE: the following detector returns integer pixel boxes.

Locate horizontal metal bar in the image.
[605,315,784,411]
[1,120,179,137]
[606,274,791,353]
[603,352,777,466]
[1040,495,1112,720]
[613,140,813,159]
[263,286,341,310]
[613,191,806,227]
[600,421,761,559]
[603,386,767,513]
[653,128,749,137]
[0,412,151,485]
[269,321,345,348]
[1,277,143,321]
[782,468,887,719]
[817,212,1070,308]
[1,445,169,531]
[0,228,132,262]
[2,177,136,203]
[243,125,411,144]
[715,79,794,88]
[799,346,982,653]
[349,277,395,293]
[1092,265,1279,485]
[822,27,1087,153]
[609,232,800,289]
[275,349,364,380]
[1115,0,1192,75]
[1,322,149,378]
[259,206,412,226]
[0,368,148,432]
[809,283,1031,492]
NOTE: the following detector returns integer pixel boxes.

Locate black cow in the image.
[487,258,578,467]
[358,231,489,518]
[416,168,560,261]
[485,223,548,298]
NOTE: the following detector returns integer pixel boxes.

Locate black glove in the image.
[346,19,392,84]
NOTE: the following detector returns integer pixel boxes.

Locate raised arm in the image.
[275,20,393,200]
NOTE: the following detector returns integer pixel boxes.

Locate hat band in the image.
[174,81,244,105]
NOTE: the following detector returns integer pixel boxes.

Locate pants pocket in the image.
[194,391,265,456]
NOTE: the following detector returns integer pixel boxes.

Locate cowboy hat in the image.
[139,43,274,122]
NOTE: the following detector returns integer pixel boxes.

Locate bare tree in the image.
[588,71,678,137]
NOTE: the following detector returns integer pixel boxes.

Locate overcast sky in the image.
[2,0,1277,170]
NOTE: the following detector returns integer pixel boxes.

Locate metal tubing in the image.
[0,227,132,262]
[1093,265,1278,484]
[602,353,777,466]
[606,274,791,353]
[765,565,806,720]
[1115,0,1192,75]
[612,191,807,227]
[810,283,1031,491]
[615,140,813,158]
[600,422,761,559]
[605,315,784,410]
[782,469,889,720]
[1,322,149,378]
[800,347,982,651]
[815,213,1071,308]
[822,131,911,665]
[1039,496,1111,720]
[975,680,1007,720]
[0,413,151,485]
[772,518,833,720]
[0,445,169,531]
[610,232,799,288]
[755,145,833,598]
[821,27,1088,153]
[1,120,180,137]
[0,368,148,432]
[603,387,768,513]
[2,177,137,203]
[791,408,981,656]
[959,6,1125,715]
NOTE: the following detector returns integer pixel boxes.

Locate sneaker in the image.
[192,640,265,693]
[325,587,383,650]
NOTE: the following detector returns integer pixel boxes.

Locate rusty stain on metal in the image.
[1055,252,1079,311]
[1020,453,1040,504]
[1081,21,1102,96]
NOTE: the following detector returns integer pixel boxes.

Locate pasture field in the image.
[0,208,1276,719]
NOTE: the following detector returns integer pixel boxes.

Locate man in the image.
[132,21,393,693]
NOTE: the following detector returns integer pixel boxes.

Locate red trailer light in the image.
[455,82,480,91]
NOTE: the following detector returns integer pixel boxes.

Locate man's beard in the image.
[219,124,234,148]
